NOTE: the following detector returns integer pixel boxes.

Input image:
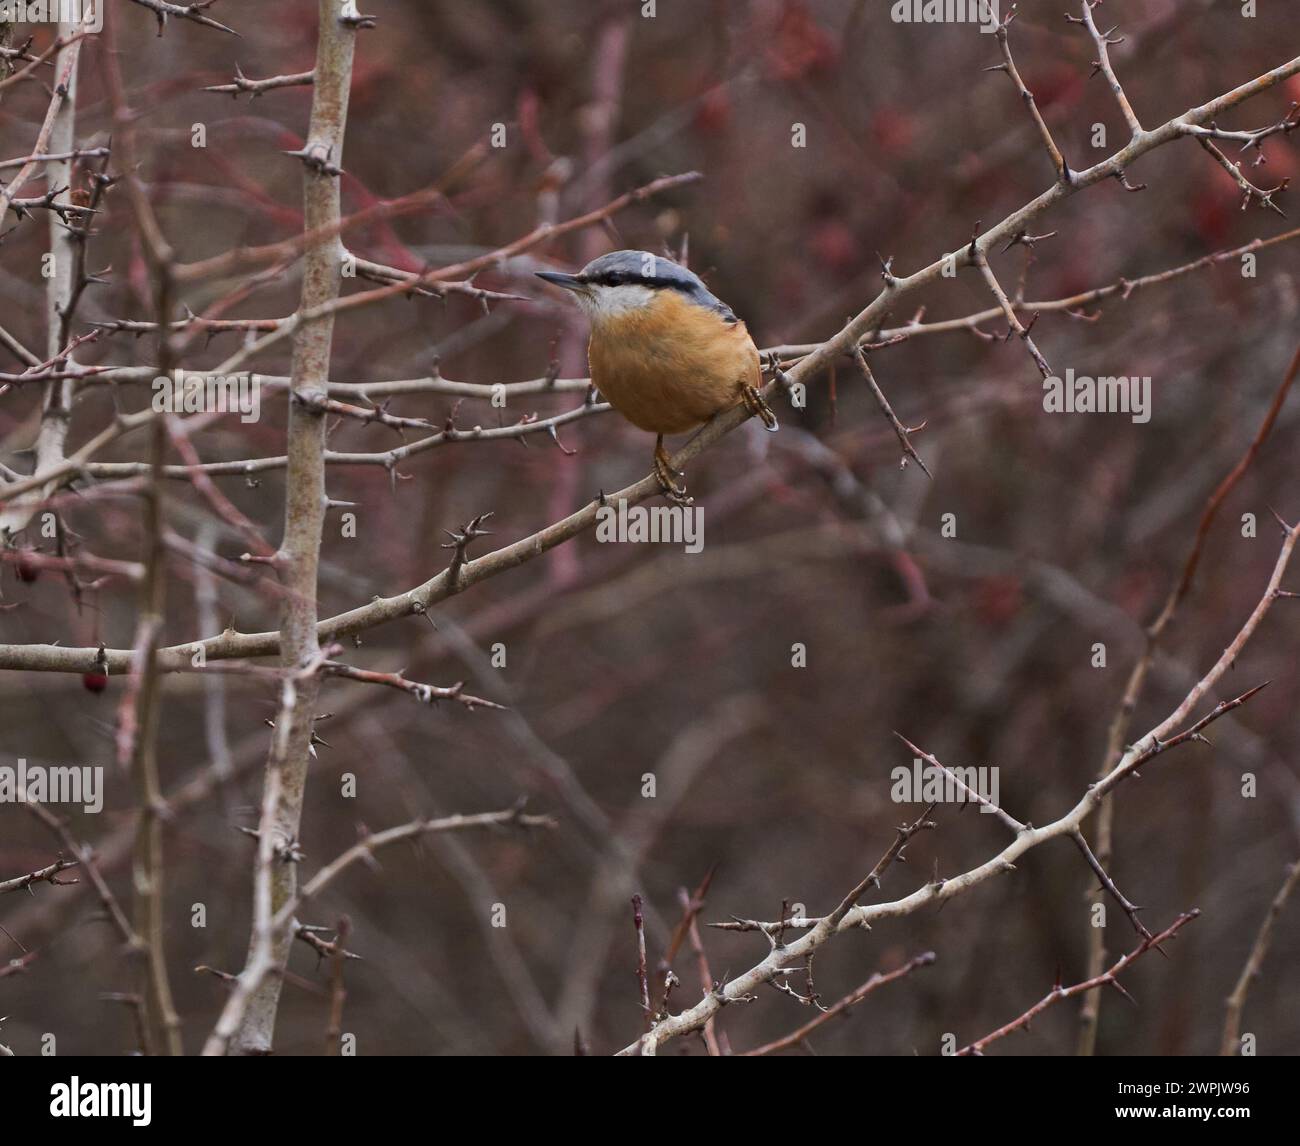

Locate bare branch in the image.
[0,857,79,895]
[125,0,239,37]
[1221,861,1300,1055]
[850,344,931,477]
[742,951,937,1056]
[1071,0,1142,138]
[204,64,313,98]
[620,529,1294,1054]
[958,911,1200,1056]
[200,802,555,1056]
[990,8,1071,183]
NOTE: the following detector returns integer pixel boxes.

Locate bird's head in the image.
[535,250,737,325]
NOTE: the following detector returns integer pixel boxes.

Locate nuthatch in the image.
[536,250,778,500]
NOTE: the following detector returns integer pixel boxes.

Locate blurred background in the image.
[1,0,1298,1055]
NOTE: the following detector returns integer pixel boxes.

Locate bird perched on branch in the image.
[537,250,778,501]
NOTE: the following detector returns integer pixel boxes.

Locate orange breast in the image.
[588,292,761,435]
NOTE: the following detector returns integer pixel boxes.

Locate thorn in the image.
[1107,977,1138,1006]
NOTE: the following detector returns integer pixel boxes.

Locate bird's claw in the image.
[742,385,779,431]
[653,439,692,505]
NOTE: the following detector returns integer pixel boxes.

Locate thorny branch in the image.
[6,23,1297,677]
[1221,861,1300,1056]
[1077,341,1300,1053]
[957,911,1200,1056]
[0,857,79,895]
[619,523,1295,1054]
[200,802,555,1057]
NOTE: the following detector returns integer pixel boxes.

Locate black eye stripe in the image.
[587,268,731,307]
[600,271,693,288]
[585,267,740,322]
[595,271,646,286]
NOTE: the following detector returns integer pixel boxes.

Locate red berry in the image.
[15,554,39,583]
[82,672,109,693]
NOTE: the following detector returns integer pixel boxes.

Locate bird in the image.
[536,250,778,501]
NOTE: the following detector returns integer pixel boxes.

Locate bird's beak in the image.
[535,270,584,291]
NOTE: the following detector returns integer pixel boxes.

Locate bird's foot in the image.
[742,385,779,432]
[653,439,693,505]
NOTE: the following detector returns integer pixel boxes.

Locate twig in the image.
[892,735,1023,833]
[743,951,936,1056]
[677,881,722,1055]
[1070,0,1142,138]
[972,245,1053,378]
[205,64,313,98]
[325,915,351,1055]
[620,528,1293,1054]
[990,8,1070,182]
[1077,341,1300,1053]
[202,802,555,1055]
[1071,827,1152,942]
[125,0,239,37]
[321,661,504,711]
[850,344,931,477]
[1221,861,1300,1055]
[957,911,1199,1055]
[633,895,651,1031]
[713,804,938,936]
[1196,136,1288,215]
[0,857,79,894]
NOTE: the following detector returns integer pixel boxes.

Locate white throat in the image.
[575,283,655,321]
